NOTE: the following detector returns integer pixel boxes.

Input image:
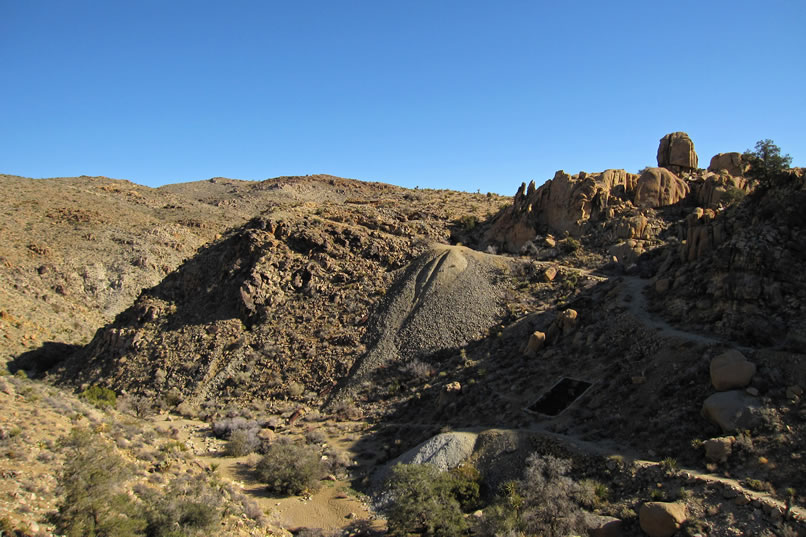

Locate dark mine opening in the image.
[528,377,593,416]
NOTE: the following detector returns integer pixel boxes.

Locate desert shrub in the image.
[226,428,260,457]
[0,517,17,536]
[211,417,259,439]
[455,215,478,231]
[558,237,581,254]
[53,428,146,537]
[384,464,468,537]
[659,457,678,474]
[324,447,352,475]
[721,185,747,206]
[576,478,609,509]
[141,475,223,537]
[443,465,481,512]
[79,385,117,409]
[117,394,154,418]
[305,428,327,445]
[287,381,305,398]
[255,443,324,496]
[478,454,585,537]
[330,400,364,421]
[401,359,434,379]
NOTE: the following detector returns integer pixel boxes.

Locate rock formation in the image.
[708,152,745,176]
[634,167,690,208]
[657,132,698,171]
[483,169,643,251]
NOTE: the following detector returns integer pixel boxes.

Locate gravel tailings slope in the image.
[341,244,507,393]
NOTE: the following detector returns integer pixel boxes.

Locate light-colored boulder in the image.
[524,331,546,356]
[635,168,690,208]
[704,436,735,463]
[702,391,762,432]
[393,431,478,472]
[542,266,558,282]
[710,350,756,391]
[639,502,687,537]
[708,152,745,176]
[657,132,698,170]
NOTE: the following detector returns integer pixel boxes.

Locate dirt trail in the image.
[151,414,376,532]
[617,276,724,345]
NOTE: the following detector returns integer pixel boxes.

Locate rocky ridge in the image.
[3,133,806,537]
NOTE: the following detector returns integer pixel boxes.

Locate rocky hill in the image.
[3,134,806,537]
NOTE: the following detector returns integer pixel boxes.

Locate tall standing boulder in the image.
[657,132,698,171]
[634,168,690,208]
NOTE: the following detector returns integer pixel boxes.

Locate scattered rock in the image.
[584,512,623,537]
[702,391,762,432]
[524,331,546,357]
[704,436,735,463]
[639,502,687,537]
[710,350,756,391]
[542,266,558,282]
[559,309,578,336]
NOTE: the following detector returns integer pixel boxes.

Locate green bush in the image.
[456,215,478,232]
[743,139,792,186]
[558,237,581,254]
[255,443,324,496]
[384,464,468,537]
[79,385,117,409]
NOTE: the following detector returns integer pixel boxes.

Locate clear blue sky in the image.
[2,1,804,194]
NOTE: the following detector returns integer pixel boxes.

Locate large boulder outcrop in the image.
[710,350,756,391]
[483,169,642,252]
[392,431,478,471]
[657,132,698,171]
[708,152,745,176]
[693,172,748,208]
[634,168,690,208]
[702,391,762,432]
[639,502,687,537]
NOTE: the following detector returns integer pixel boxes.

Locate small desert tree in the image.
[743,139,792,186]
[255,443,325,496]
[54,428,146,537]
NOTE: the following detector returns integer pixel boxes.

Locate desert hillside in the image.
[1,133,805,537]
